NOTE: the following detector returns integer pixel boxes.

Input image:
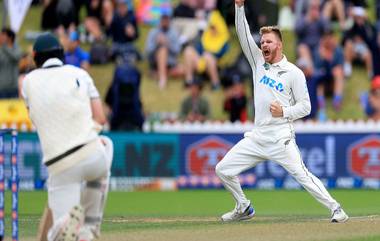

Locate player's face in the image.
[68,40,78,52]
[260,32,282,64]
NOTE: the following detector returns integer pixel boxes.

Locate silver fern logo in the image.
[277,71,287,77]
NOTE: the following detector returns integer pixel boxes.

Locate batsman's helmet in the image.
[33,33,64,67]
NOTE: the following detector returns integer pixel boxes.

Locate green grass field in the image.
[6,189,380,240]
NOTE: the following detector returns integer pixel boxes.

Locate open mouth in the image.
[263,49,270,57]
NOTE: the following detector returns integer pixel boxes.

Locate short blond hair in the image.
[259,26,282,42]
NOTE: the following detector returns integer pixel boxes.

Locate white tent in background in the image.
[7,0,33,33]
[278,5,295,31]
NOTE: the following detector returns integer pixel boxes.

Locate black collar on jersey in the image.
[42,64,62,69]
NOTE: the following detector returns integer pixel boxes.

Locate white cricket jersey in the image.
[22,58,100,164]
[235,5,311,142]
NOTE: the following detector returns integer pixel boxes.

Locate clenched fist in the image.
[270,101,283,117]
[235,0,245,7]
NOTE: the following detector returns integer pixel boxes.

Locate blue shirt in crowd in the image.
[65,47,90,68]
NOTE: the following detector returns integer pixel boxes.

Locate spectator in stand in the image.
[294,0,346,29]
[182,0,216,12]
[322,0,346,29]
[223,78,247,123]
[343,2,363,17]
[342,6,373,78]
[172,0,206,46]
[0,28,22,98]
[361,75,380,121]
[183,10,229,89]
[145,14,183,90]
[82,0,109,43]
[104,0,139,59]
[105,53,144,131]
[41,0,76,31]
[179,76,210,122]
[65,31,91,71]
[368,76,380,121]
[346,5,380,79]
[41,0,60,30]
[308,29,345,119]
[294,0,309,20]
[295,0,331,77]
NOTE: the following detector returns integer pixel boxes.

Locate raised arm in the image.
[235,0,262,70]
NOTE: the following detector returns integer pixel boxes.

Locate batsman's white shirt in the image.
[215,5,339,214]
[235,5,310,142]
[22,58,99,167]
[22,58,113,240]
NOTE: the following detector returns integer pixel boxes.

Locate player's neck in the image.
[268,53,283,65]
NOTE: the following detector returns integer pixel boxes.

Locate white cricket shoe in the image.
[78,227,95,241]
[221,204,255,222]
[331,207,349,223]
[57,205,85,241]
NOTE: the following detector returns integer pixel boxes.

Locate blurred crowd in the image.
[1,0,380,131]
[293,0,380,121]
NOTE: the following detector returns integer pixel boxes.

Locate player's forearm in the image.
[283,98,311,121]
[91,98,107,125]
[235,4,260,68]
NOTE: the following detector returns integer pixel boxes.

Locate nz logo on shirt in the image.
[259,75,284,92]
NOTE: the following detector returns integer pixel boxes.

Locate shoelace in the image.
[332,207,341,217]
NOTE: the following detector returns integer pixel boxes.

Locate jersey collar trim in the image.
[271,55,288,68]
[42,58,64,68]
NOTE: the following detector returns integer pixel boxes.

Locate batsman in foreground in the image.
[215,0,348,223]
[20,33,113,240]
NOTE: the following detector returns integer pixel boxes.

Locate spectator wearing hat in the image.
[64,31,91,71]
[145,14,183,90]
[179,77,210,122]
[0,27,22,98]
[342,6,373,78]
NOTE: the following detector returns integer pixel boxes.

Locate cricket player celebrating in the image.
[21,33,113,240]
[215,0,348,223]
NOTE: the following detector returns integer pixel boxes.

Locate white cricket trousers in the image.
[47,136,113,241]
[215,135,340,213]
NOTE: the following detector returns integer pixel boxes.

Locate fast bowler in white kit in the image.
[215,0,348,223]
[21,33,113,240]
